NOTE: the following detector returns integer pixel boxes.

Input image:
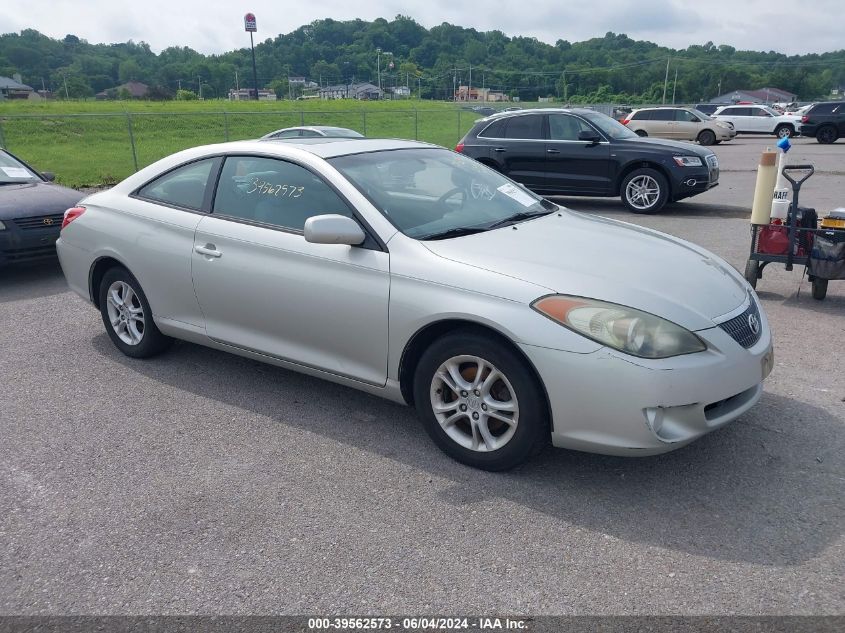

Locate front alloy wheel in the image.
[413,329,549,470]
[430,355,519,452]
[621,168,668,214]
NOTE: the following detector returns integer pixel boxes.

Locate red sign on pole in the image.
[244,13,257,32]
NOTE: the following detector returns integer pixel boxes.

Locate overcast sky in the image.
[1,0,841,57]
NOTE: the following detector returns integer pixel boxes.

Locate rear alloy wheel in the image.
[743,259,759,289]
[413,330,548,470]
[99,267,172,358]
[816,126,838,144]
[775,125,793,139]
[635,129,648,137]
[812,278,828,300]
[621,168,668,214]
[697,129,717,146]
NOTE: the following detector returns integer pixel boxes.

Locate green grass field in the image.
[0,99,485,187]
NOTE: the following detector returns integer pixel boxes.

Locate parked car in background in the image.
[799,101,844,144]
[260,126,363,140]
[456,108,719,213]
[622,107,735,145]
[711,104,802,138]
[694,104,719,116]
[56,138,771,470]
[0,149,82,266]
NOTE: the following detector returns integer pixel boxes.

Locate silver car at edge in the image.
[56,138,773,470]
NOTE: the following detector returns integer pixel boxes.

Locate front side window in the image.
[212,155,353,231]
[136,159,215,210]
[548,114,595,141]
[329,148,554,240]
[504,115,544,140]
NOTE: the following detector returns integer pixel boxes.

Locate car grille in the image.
[718,298,762,348]
[0,244,58,262]
[12,213,65,230]
[706,155,719,183]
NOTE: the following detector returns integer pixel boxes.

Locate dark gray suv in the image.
[456,108,719,214]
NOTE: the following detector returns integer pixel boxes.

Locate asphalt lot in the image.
[1,136,843,616]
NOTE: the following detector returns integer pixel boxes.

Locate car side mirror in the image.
[41,171,55,182]
[304,214,366,245]
[578,130,601,144]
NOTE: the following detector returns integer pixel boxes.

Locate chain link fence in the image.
[0,109,484,187]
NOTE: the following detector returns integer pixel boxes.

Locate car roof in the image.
[480,107,605,121]
[218,137,440,159]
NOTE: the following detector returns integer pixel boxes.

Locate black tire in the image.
[812,278,828,300]
[816,125,838,144]
[635,129,648,137]
[412,329,549,471]
[743,259,759,289]
[775,125,794,139]
[620,167,669,214]
[697,129,717,146]
[98,266,173,358]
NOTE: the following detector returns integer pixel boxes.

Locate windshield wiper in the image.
[486,209,554,230]
[421,226,490,241]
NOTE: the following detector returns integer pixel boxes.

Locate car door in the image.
[673,109,699,140]
[750,107,775,132]
[127,157,219,328]
[544,113,611,194]
[648,109,678,138]
[191,154,390,386]
[495,114,547,191]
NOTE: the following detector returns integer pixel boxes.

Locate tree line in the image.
[1,16,843,103]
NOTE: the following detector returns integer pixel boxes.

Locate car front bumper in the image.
[520,319,772,456]
[0,222,61,265]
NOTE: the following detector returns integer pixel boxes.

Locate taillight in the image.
[621,119,630,125]
[455,142,465,153]
[801,115,809,123]
[62,206,85,230]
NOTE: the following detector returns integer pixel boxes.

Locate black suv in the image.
[456,108,719,213]
[800,101,844,144]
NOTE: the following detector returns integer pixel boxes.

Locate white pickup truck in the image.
[711,104,803,138]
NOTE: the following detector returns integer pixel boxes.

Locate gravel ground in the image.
[0,136,843,616]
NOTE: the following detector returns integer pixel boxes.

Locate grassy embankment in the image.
[0,99,483,187]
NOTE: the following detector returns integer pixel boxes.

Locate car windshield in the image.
[579,111,638,139]
[329,148,555,240]
[0,151,39,184]
[690,108,712,120]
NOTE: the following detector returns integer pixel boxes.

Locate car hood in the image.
[612,136,715,159]
[422,211,748,331]
[0,181,83,219]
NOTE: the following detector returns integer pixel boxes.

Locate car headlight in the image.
[532,295,707,359]
[673,156,703,167]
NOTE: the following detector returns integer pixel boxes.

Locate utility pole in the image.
[62,73,69,99]
[235,70,239,91]
[662,57,670,104]
[453,69,457,101]
[482,72,485,101]
[672,67,678,104]
[376,47,381,95]
[469,64,472,101]
[198,75,202,100]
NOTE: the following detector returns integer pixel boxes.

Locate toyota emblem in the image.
[747,313,760,335]
[42,218,54,226]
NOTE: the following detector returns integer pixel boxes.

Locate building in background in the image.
[710,87,797,105]
[228,88,277,101]
[0,75,34,100]
[318,82,383,100]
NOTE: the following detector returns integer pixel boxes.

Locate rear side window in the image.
[504,115,544,140]
[136,159,216,210]
[650,110,675,121]
[212,155,353,232]
[478,119,507,138]
[630,111,652,121]
[727,108,751,116]
[810,103,843,115]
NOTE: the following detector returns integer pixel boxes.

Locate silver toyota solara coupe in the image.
[56,138,773,470]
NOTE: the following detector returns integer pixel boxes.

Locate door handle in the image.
[546,148,561,154]
[195,244,222,258]
[492,147,506,152]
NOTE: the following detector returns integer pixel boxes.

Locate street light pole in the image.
[244,13,259,100]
